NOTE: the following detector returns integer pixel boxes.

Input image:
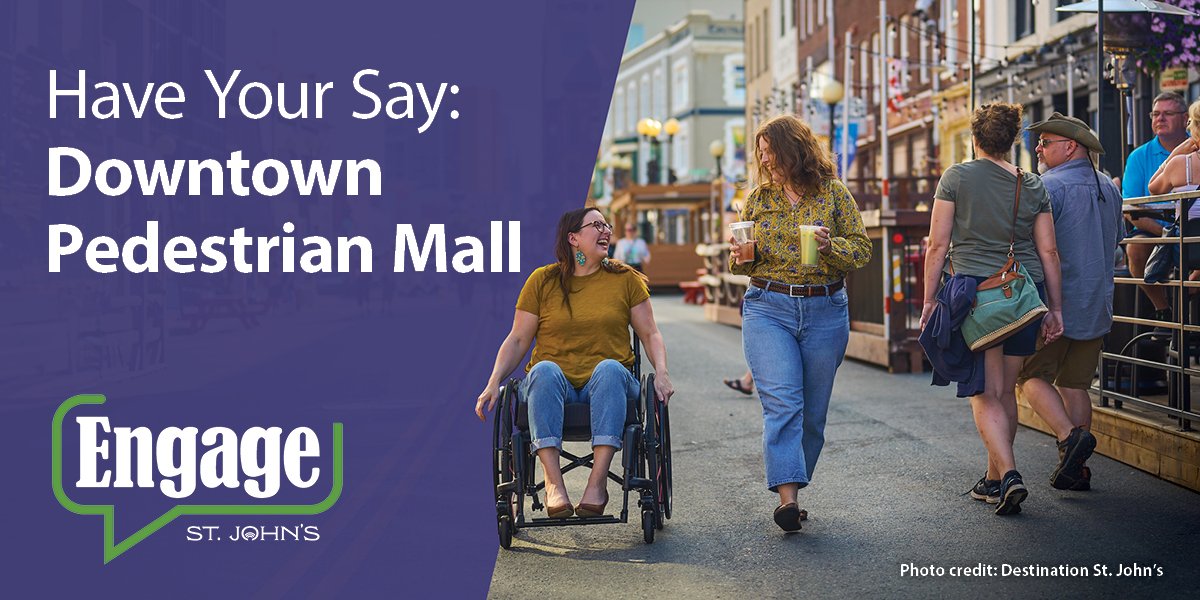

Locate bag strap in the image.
[1007,167,1022,258]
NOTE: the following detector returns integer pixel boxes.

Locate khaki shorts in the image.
[1017,336,1104,389]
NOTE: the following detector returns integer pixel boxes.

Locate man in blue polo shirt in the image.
[1123,92,1190,322]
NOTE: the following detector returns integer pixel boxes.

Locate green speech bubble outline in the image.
[52,394,343,564]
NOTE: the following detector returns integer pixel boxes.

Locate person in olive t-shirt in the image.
[475,208,674,519]
[920,103,1064,517]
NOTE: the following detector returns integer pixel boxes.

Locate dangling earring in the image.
[575,250,587,266]
[601,257,610,267]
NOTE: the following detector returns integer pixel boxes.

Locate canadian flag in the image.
[887,58,905,113]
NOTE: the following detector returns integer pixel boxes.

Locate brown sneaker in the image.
[1051,428,1096,490]
[1069,466,1092,491]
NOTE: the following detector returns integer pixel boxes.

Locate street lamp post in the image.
[603,150,631,191]
[709,140,726,244]
[596,155,611,201]
[663,118,680,184]
[709,140,725,179]
[608,154,633,190]
[820,79,845,158]
[637,117,663,184]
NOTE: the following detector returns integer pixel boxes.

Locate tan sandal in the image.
[575,492,609,517]
[546,503,574,519]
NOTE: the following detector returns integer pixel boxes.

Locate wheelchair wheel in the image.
[641,509,655,544]
[641,374,663,527]
[642,373,672,526]
[498,516,513,549]
[658,396,673,522]
[491,386,504,485]
[493,381,519,549]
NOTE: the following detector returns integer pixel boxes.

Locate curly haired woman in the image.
[728,114,871,531]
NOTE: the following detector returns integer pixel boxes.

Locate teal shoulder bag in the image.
[959,168,1048,351]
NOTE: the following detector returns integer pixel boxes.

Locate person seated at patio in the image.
[1125,92,1191,323]
[1148,99,1200,202]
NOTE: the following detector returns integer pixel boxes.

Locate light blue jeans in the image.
[523,359,635,451]
[742,284,850,491]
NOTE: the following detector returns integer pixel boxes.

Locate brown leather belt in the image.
[750,277,844,297]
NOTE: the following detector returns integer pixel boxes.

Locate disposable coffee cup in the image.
[729,221,755,264]
[799,225,820,266]
[729,221,755,244]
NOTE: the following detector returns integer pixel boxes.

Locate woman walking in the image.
[920,103,1064,516]
[728,114,871,531]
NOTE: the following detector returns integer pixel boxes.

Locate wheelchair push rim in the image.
[647,373,672,525]
[640,372,669,537]
[658,394,672,522]
[493,380,521,548]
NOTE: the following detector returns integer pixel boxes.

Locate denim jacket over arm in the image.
[918,274,984,398]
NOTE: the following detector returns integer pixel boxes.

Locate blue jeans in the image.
[523,359,635,451]
[742,284,850,491]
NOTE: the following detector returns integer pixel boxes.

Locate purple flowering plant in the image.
[1117,1,1200,72]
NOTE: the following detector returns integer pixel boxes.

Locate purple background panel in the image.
[0,0,633,596]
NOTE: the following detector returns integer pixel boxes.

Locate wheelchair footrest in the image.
[523,515,622,527]
[496,481,517,495]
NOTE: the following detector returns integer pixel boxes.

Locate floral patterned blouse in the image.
[730,179,872,284]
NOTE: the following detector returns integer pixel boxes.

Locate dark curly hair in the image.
[970,103,1023,157]
[753,114,836,196]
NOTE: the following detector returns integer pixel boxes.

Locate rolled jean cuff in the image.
[530,436,562,452]
[767,477,810,493]
[591,435,622,449]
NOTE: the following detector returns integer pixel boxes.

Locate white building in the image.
[598,10,745,196]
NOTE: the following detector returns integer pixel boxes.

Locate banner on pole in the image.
[834,123,859,177]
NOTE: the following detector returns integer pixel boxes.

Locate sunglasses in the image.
[576,221,613,234]
[1036,138,1072,148]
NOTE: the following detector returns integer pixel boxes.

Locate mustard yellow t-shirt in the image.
[515,264,650,388]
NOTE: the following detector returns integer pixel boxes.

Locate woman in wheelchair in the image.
[475,207,674,519]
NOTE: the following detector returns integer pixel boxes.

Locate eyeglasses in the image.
[1150,111,1185,119]
[577,221,613,234]
[1036,138,1072,148]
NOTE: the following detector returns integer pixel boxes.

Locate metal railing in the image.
[1103,189,1200,431]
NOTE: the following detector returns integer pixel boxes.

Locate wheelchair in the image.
[491,338,673,547]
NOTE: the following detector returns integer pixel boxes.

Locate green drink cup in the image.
[799,225,820,266]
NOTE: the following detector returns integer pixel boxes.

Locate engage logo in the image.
[52,394,343,563]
